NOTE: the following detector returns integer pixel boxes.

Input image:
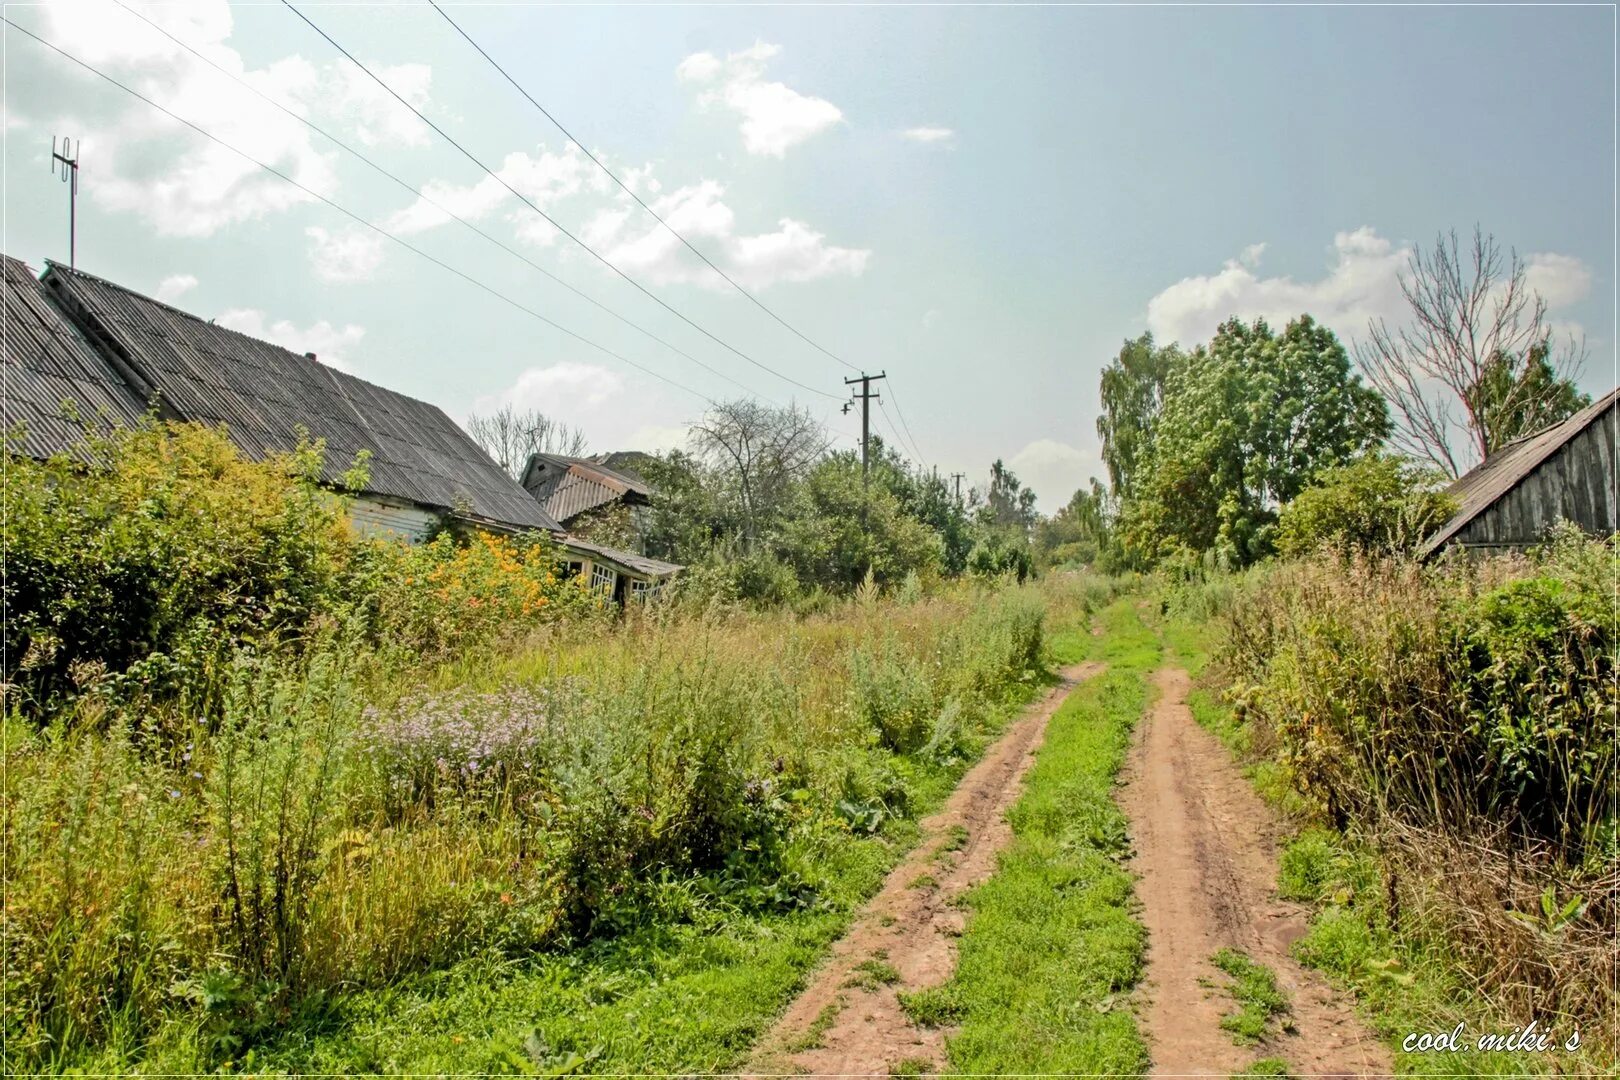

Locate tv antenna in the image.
[51,136,80,268]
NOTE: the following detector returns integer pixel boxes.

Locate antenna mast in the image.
[51,136,80,269]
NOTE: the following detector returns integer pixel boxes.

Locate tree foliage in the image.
[1274,453,1456,558]
[1107,316,1388,568]
[1097,333,1179,498]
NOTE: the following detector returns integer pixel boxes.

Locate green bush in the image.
[1222,538,1615,860]
[2,423,355,713]
[1274,453,1455,558]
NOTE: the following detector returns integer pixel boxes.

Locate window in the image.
[590,564,616,595]
[628,579,651,604]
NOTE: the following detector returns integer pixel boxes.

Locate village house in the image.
[521,450,655,550]
[1,254,679,601]
[1419,387,1619,560]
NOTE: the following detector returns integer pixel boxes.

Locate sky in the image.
[3,1,1615,512]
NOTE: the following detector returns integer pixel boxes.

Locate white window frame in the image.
[590,563,616,595]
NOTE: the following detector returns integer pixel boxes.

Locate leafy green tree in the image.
[1033,479,1112,569]
[981,459,1038,534]
[779,453,944,589]
[1127,315,1388,566]
[1097,333,1181,498]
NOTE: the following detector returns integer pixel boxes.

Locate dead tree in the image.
[1357,226,1587,478]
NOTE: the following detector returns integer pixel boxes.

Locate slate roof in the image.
[1,254,151,461]
[523,451,652,523]
[42,261,558,533]
[1418,387,1620,559]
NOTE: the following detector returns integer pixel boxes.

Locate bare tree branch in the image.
[465,405,588,479]
[1356,226,1588,478]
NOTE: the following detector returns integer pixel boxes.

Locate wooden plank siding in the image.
[1448,401,1618,552]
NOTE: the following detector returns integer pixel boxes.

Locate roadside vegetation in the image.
[1,421,1109,1073]
[1159,533,1615,1073]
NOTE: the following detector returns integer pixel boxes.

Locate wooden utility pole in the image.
[842,371,887,488]
[950,472,965,506]
[51,137,81,269]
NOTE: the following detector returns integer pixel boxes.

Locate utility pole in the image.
[950,472,965,506]
[51,137,81,269]
[842,371,887,489]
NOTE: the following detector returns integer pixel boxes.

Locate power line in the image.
[1,15,726,411]
[427,0,863,377]
[280,0,839,403]
[422,3,926,463]
[104,0,774,407]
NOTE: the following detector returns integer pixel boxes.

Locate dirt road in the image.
[1120,667,1391,1077]
[747,661,1105,1076]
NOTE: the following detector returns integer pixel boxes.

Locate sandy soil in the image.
[746,662,1106,1076]
[1119,667,1392,1078]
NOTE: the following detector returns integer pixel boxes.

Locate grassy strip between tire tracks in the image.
[931,597,1159,1073]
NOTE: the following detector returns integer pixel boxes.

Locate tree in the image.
[690,399,829,549]
[1357,227,1589,478]
[981,459,1037,535]
[779,454,944,590]
[465,405,587,479]
[1097,333,1180,498]
[1034,479,1112,569]
[1128,315,1388,567]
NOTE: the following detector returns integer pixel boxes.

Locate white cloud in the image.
[305,225,385,283]
[17,1,438,239]
[1146,228,1411,347]
[155,273,198,303]
[476,361,628,417]
[921,308,940,330]
[582,179,869,291]
[320,61,433,148]
[1146,229,1594,352]
[901,126,955,145]
[1008,439,1101,515]
[215,308,365,372]
[1524,252,1593,308]
[384,144,606,240]
[678,42,842,157]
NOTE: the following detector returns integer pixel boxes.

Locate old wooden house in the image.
[520,451,654,549]
[2,255,679,599]
[1419,387,1618,559]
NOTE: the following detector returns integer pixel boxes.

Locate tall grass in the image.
[2,581,1054,1070]
[1208,531,1617,1047]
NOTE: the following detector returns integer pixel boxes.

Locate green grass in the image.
[889,1055,936,1077]
[1211,948,1291,1045]
[897,984,963,1029]
[1232,1056,1295,1078]
[847,956,902,990]
[937,598,1158,1073]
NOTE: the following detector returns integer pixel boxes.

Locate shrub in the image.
[1274,453,1455,558]
[2,423,354,713]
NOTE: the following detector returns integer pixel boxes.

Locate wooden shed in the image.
[1419,387,1618,560]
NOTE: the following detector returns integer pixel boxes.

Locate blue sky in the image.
[4,1,1614,510]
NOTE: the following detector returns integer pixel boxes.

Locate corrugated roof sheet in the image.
[42,261,559,533]
[1,254,151,461]
[523,451,652,524]
[1419,387,1620,559]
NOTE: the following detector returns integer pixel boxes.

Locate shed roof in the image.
[523,451,652,523]
[42,262,558,533]
[557,534,681,579]
[1,254,151,460]
[1418,387,1620,559]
